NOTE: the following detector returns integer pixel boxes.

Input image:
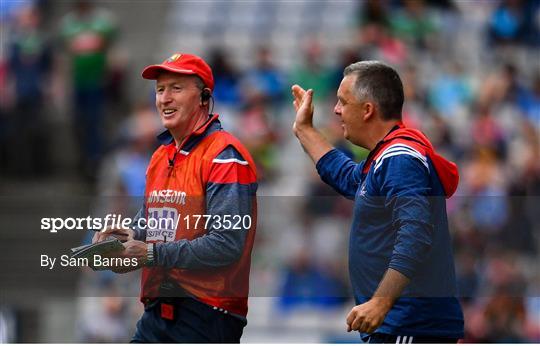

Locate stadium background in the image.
[0,0,539,342]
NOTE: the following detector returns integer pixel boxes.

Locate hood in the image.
[384,127,459,198]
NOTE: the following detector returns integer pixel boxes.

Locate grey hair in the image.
[343,61,404,120]
[193,75,206,90]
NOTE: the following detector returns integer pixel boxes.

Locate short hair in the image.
[343,61,404,120]
[193,75,205,90]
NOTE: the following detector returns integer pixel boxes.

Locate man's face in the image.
[155,72,203,133]
[334,74,366,145]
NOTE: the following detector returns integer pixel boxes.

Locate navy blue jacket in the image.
[316,124,464,339]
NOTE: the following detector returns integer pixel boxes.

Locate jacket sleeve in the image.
[315,149,364,200]
[375,153,434,279]
[131,204,147,241]
[155,145,257,269]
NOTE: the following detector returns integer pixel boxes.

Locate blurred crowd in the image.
[1,0,539,342]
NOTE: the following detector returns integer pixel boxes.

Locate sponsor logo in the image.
[146,207,179,242]
[147,189,187,205]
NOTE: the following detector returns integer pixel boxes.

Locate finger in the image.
[359,319,370,333]
[367,316,383,334]
[293,99,300,111]
[291,84,305,101]
[366,324,377,334]
[109,229,131,240]
[113,234,129,242]
[101,228,130,241]
[346,309,356,326]
[291,84,305,95]
[120,240,135,254]
[96,228,112,237]
[351,315,363,331]
[300,89,314,113]
[105,227,129,234]
[121,228,135,240]
[93,232,108,243]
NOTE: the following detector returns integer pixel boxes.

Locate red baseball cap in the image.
[141,53,214,91]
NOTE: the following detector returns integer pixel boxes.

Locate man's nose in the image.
[334,103,341,115]
[158,89,173,104]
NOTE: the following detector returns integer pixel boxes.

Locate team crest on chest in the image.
[359,183,367,197]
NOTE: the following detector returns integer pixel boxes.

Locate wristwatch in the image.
[146,243,155,266]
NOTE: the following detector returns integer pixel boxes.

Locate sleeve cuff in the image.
[154,242,163,266]
[388,254,420,279]
[133,228,145,241]
[315,149,340,172]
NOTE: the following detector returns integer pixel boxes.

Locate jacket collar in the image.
[381,121,405,142]
[364,121,404,159]
[361,121,403,174]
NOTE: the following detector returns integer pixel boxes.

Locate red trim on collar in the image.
[175,114,220,150]
[165,114,221,167]
[361,121,404,174]
[383,121,405,138]
[192,113,220,137]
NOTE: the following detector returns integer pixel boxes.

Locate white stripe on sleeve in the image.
[212,158,249,165]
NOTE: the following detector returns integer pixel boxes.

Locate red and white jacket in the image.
[134,114,257,317]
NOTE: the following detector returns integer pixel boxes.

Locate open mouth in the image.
[162,109,177,118]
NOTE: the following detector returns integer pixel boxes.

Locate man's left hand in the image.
[119,240,148,263]
[108,240,147,273]
[346,297,392,333]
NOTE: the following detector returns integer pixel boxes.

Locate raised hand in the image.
[291,84,314,135]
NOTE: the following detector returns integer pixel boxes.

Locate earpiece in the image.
[201,88,212,103]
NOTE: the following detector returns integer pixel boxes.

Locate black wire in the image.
[209,95,215,115]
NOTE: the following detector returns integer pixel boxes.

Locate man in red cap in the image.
[94,53,257,342]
